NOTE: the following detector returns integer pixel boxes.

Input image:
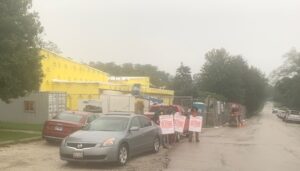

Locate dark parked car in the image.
[60,113,161,165]
[42,111,99,142]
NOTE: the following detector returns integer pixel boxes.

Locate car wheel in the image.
[152,137,160,153]
[118,144,128,166]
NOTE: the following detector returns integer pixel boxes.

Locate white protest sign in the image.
[188,116,203,132]
[217,101,221,115]
[174,113,186,133]
[159,115,175,134]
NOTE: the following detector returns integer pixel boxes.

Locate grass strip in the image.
[0,121,43,132]
[0,130,41,143]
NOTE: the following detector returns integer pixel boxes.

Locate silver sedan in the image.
[60,113,161,165]
[284,110,300,123]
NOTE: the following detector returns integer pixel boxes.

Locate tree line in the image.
[89,62,173,88]
[90,49,268,117]
[174,49,268,117]
[272,48,300,110]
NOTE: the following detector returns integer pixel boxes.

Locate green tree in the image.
[243,67,267,113]
[270,48,300,84]
[173,63,193,96]
[273,48,300,109]
[196,48,267,116]
[197,49,247,103]
[0,0,43,102]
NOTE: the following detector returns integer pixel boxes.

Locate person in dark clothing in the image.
[231,105,241,127]
[189,107,200,142]
[154,110,168,148]
[153,110,161,125]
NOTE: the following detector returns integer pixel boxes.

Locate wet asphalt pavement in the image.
[166,102,300,171]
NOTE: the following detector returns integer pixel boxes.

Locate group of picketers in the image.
[152,106,202,148]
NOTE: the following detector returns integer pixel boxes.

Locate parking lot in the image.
[0,141,169,171]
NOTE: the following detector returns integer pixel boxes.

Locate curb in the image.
[0,129,41,134]
[162,137,187,169]
[0,136,42,147]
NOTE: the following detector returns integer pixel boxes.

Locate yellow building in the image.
[40,49,174,109]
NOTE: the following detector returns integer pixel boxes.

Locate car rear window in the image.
[53,112,83,123]
[84,117,129,131]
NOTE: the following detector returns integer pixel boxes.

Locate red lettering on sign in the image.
[191,120,201,127]
[161,120,173,128]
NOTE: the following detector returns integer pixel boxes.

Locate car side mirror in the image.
[130,126,140,132]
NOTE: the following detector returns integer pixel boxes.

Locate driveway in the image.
[166,102,300,171]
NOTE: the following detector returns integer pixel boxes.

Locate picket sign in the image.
[188,116,203,132]
[174,113,186,133]
[159,115,175,134]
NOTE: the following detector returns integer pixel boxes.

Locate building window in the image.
[24,101,35,113]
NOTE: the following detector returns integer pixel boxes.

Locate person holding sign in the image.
[159,112,174,148]
[189,107,201,142]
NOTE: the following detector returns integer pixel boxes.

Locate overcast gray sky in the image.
[33,0,300,75]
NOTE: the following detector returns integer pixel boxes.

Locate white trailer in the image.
[100,94,150,114]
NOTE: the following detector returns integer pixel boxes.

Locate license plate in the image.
[73,151,83,158]
[54,126,63,131]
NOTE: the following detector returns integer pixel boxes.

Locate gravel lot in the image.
[0,140,170,171]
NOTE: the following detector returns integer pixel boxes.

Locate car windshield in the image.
[53,112,83,123]
[83,117,129,131]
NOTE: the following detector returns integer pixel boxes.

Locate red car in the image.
[42,111,99,142]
